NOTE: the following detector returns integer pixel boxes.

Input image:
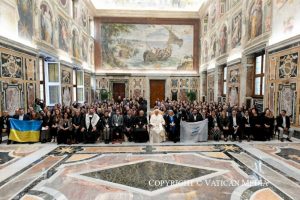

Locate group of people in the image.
[0,97,294,144]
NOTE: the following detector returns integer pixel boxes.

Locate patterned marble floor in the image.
[0,142,299,200]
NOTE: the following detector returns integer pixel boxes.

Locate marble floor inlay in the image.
[0,142,299,200]
[82,160,218,192]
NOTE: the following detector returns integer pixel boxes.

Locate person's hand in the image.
[81,127,85,132]
[93,127,97,132]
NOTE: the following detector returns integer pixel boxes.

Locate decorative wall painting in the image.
[171,89,178,101]
[58,16,69,52]
[27,83,35,107]
[228,87,239,106]
[25,57,36,80]
[40,2,54,44]
[62,70,71,84]
[278,83,296,123]
[279,53,298,78]
[62,86,72,106]
[17,0,33,40]
[100,23,194,70]
[231,12,242,48]
[180,79,189,88]
[171,79,178,88]
[229,69,239,83]
[249,0,263,39]
[1,53,22,78]
[219,25,227,54]
[3,84,22,116]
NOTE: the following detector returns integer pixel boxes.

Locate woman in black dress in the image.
[219,110,230,142]
[41,111,52,143]
[57,112,72,144]
[263,109,275,141]
[50,109,60,143]
[251,108,263,141]
[134,110,149,143]
[208,110,221,141]
[242,110,252,141]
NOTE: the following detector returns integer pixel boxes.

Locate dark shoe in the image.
[247,138,250,142]
[280,138,284,142]
[224,138,228,142]
[287,138,293,142]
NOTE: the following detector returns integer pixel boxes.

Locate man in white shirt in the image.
[276,110,293,142]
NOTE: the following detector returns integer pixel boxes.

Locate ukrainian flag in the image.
[9,119,42,142]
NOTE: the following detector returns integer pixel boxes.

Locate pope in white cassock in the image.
[149,109,166,143]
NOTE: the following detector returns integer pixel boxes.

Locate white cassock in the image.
[149,114,166,143]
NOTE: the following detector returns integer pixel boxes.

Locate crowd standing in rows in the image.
[0,96,294,144]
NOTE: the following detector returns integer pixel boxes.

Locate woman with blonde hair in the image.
[263,108,274,141]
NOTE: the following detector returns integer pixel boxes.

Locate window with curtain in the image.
[76,70,84,103]
[39,58,44,100]
[254,54,265,96]
[223,66,227,95]
[45,62,61,106]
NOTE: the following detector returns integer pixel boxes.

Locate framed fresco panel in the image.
[25,57,36,81]
[27,83,36,107]
[62,69,71,84]
[3,84,22,116]
[62,86,72,106]
[1,53,22,78]
[95,18,199,72]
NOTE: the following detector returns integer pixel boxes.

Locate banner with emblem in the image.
[180,119,208,142]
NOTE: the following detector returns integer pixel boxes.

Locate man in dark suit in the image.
[276,110,293,142]
[0,111,10,144]
[165,110,180,143]
[123,109,135,142]
[112,109,124,142]
[14,108,30,120]
[72,109,83,143]
[101,110,112,144]
[188,109,203,122]
[229,109,242,142]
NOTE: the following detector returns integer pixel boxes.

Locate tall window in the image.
[45,62,61,106]
[73,69,77,102]
[76,70,84,103]
[223,66,227,95]
[39,58,44,100]
[254,54,265,96]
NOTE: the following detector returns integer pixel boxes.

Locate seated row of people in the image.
[0,101,294,144]
[208,108,293,142]
[41,108,149,144]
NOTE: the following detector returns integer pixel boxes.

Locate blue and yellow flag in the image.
[9,119,42,142]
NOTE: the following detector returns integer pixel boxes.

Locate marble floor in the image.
[0,140,299,200]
